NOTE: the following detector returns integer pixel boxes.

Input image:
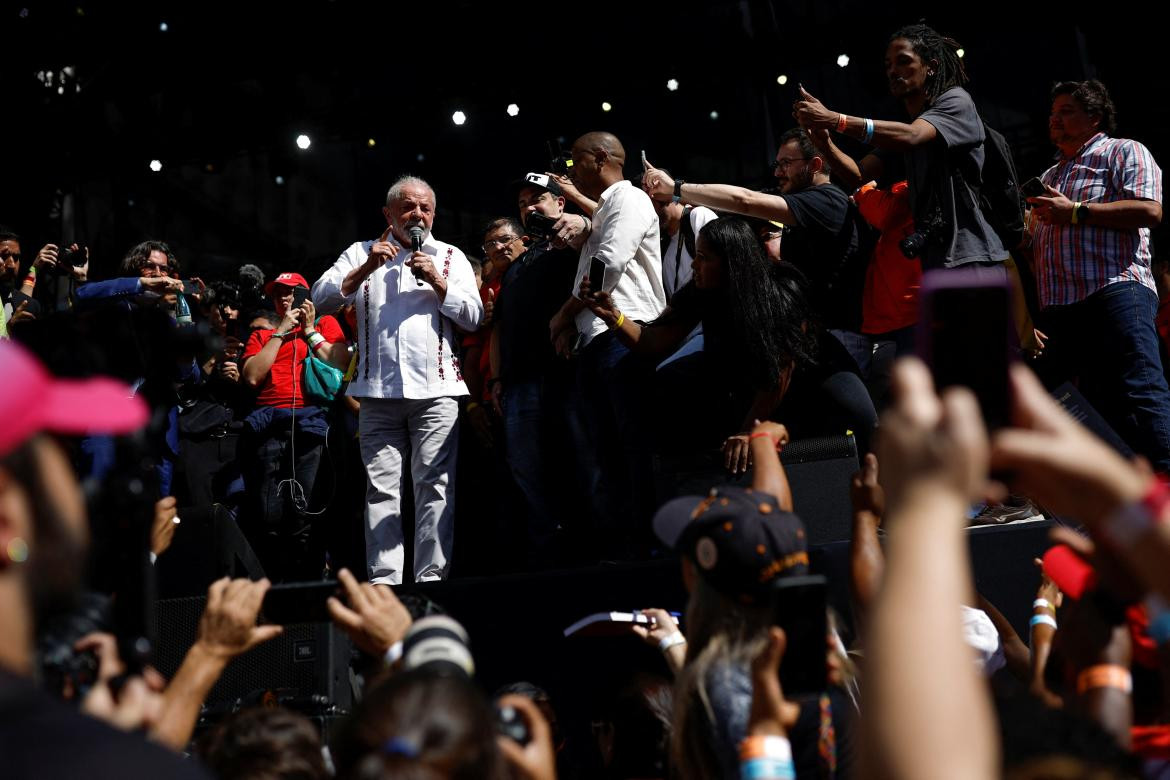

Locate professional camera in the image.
[523,210,557,242]
[50,244,88,274]
[899,207,948,260]
[547,140,574,177]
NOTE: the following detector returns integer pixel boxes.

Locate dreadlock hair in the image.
[697,218,818,391]
[890,22,968,104]
[1052,79,1117,137]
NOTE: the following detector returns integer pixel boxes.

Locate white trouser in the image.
[358,396,459,584]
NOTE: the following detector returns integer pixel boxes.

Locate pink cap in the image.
[264,272,309,297]
[0,340,149,458]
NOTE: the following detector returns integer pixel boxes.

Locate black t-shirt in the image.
[781,184,868,332]
[0,667,211,779]
[496,241,580,384]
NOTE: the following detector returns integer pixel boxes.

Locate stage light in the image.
[667,79,679,92]
[777,75,788,85]
[367,138,376,148]
[452,111,467,125]
[417,153,425,162]
[709,111,719,120]
[601,101,612,112]
[837,54,850,68]
[274,175,285,185]
[159,21,168,32]
[506,103,519,117]
[149,159,162,172]
[956,48,965,58]
[295,134,311,150]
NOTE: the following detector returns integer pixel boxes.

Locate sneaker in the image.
[968,496,1045,526]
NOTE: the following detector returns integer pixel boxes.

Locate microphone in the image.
[409,226,425,286]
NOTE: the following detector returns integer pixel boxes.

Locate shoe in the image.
[968,496,1045,526]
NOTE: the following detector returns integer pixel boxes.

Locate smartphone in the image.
[292,286,310,309]
[260,580,342,625]
[588,256,606,296]
[9,290,41,317]
[771,575,828,698]
[181,279,201,297]
[640,149,648,169]
[916,269,1015,430]
[1041,544,1096,600]
[1020,177,1048,199]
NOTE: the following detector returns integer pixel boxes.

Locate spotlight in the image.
[777,75,788,85]
[416,153,425,162]
[295,134,311,150]
[452,111,467,125]
[837,54,850,68]
[159,21,168,32]
[601,101,612,112]
[666,79,679,92]
[709,111,719,120]
[956,48,965,58]
[149,159,162,172]
[506,103,519,117]
[274,175,285,186]
[367,138,376,148]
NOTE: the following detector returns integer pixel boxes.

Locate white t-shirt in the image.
[661,205,719,297]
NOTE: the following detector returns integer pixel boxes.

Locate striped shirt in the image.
[1034,132,1162,307]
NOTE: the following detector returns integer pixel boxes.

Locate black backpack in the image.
[953,121,1027,252]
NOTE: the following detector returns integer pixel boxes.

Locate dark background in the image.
[3,0,1162,284]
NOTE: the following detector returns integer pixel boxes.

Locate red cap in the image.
[1042,543,1097,600]
[264,272,309,297]
[0,340,149,458]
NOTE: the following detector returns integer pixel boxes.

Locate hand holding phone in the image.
[771,575,828,697]
[291,286,310,309]
[587,256,606,297]
[1021,177,1049,200]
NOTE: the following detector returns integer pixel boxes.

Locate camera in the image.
[523,210,557,242]
[899,207,948,260]
[546,139,574,177]
[50,244,88,274]
[496,704,530,745]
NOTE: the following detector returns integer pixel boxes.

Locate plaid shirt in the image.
[1033,132,1162,307]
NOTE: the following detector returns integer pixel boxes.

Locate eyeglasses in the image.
[481,235,520,253]
[771,157,809,173]
[142,260,171,276]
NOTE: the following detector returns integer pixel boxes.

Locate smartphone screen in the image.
[588,256,606,295]
[292,286,310,309]
[917,270,1014,430]
[771,575,828,698]
[260,580,341,624]
[1020,177,1048,199]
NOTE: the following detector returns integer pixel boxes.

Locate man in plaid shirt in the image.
[1029,79,1170,471]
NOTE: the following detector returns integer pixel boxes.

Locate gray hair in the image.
[386,175,436,208]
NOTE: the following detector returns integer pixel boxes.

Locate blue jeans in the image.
[1038,281,1170,473]
[502,381,557,555]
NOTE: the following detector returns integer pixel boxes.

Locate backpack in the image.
[952,121,1027,252]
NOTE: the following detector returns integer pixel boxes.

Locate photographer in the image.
[2,229,89,323]
[240,272,348,581]
[75,240,187,313]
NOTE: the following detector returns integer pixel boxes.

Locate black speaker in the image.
[780,433,859,545]
[153,593,353,714]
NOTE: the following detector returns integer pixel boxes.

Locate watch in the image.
[1075,202,1090,224]
[673,179,685,204]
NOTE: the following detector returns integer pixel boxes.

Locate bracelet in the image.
[1070,201,1082,225]
[863,117,875,144]
[272,330,291,339]
[836,113,848,133]
[673,179,685,204]
[581,215,592,234]
[1076,664,1132,695]
[465,401,480,413]
[613,312,625,329]
[749,431,783,451]
[1033,598,1056,613]
[739,735,793,761]
[658,632,686,652]
[740,757,796,780]
[1029,614,1057,630]
[307,332,326,349]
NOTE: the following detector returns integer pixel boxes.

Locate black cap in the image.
[653,486,809,605]
[513,172,563,198]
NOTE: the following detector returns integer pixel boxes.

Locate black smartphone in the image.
[260,580,341,625]
[9,290,41,317]
[1020,177,1048,199]
[916,269,1014,430]
[523,210,557,242]
[292,286,310,309]
[588,256,606,296]
[181,279,201,297]
[771,575,828,698]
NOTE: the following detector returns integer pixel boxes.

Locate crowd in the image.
[2,19,1170,780]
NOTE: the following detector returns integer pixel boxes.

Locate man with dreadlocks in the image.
[793,23,1008,278]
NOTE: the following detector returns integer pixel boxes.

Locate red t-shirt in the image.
[854,181,921,335]
[243,316,345,408]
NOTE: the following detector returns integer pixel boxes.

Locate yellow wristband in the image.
[465,401,480,412]
[1070,201,1082,225]
[614,312,625,329]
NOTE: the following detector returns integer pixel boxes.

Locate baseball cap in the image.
[653,486,809,605]
[264,272,309,297]
[0,340,149,458]
[513,173,563,198]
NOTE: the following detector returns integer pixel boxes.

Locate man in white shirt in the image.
[547,132,666,555]
[312,176,482,584]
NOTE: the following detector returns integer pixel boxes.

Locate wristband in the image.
[465,401,480,413]
[384,641,404,665]
[673,179,685,204]
[749,431,783,451]
[1033,598,1056,613]
[739,735,793,761]
[1070,201,1082,225]
[740,757,796,780]
[272,330,291,339]
[658,632,686,652]
[307,332,326,349]
[614,312,625,329]
[836,113,848,133]
[1029,614,1057,630]
[1076,664,1132,695]
[581,216,592,234]
[863,117,875,144]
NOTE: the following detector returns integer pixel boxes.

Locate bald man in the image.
[546,131,665,556]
